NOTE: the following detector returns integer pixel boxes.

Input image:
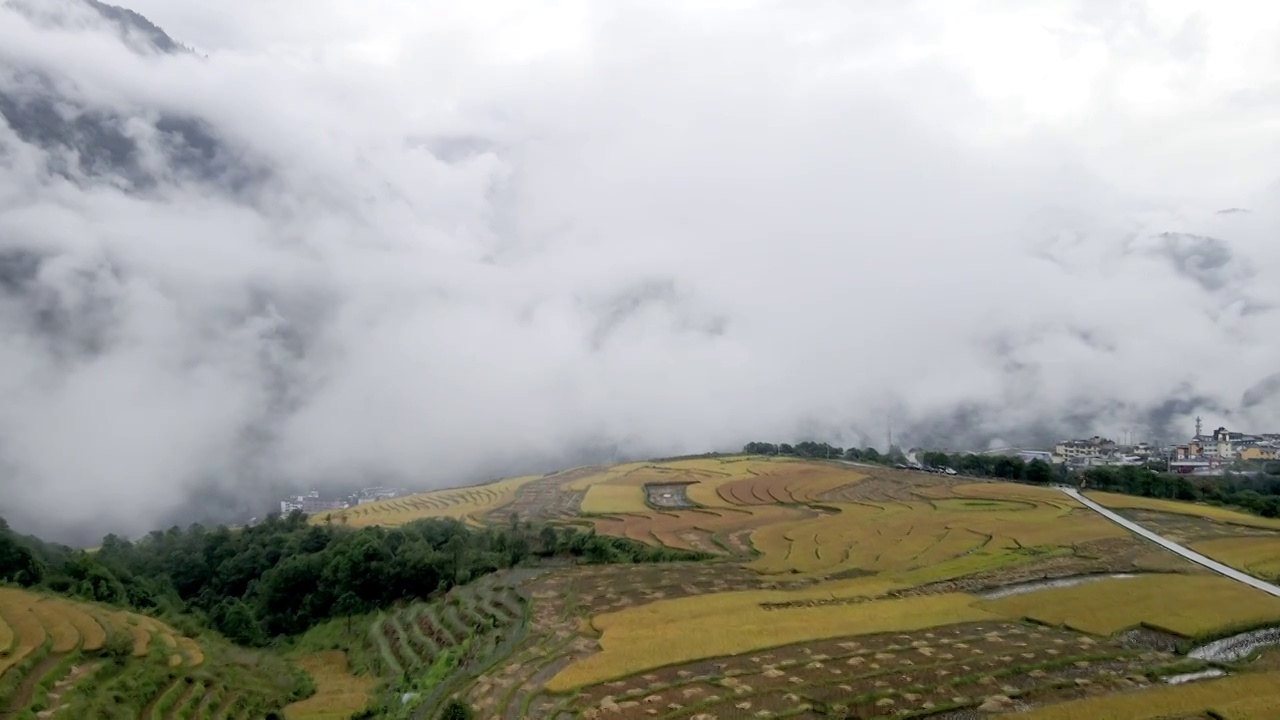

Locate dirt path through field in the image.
[0,653,63,719]
[1066,488,1280,598]
[34,662,96,719]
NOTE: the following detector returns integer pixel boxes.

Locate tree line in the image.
[1074,464,1280,517]
[0,512,706,646]
[742,441,906,465]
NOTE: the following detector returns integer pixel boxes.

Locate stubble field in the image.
[332,456,1280,719]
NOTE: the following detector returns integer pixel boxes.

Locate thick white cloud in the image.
[1,0,1279,537]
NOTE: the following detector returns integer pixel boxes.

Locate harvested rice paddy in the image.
[321,455,1280,718]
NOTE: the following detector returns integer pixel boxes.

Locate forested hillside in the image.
[2,512,704,646]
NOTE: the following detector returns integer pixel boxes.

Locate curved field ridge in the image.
[0,587,222,719]
[30,600,78,652]
[713,463,866,506]
[0,590,47,677]
[748,485,1121,580]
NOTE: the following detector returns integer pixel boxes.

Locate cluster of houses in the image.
[279,490,347,515]
[278,486,407,515]
[1026,423,1280,476]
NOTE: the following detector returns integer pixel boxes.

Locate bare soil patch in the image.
[489,467,600,522]
[646,484,696,509]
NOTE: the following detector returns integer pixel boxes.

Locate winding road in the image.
[1060,487,1280,598]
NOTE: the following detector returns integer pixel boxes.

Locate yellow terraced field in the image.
[548,587,993,689]
[747,488,1121,579]
[319,474,540,528]
[0,590,46,676]
[589,503,805,554]
[709,460,862,506]
[1011,670,1280,719]
[579,484,650,514]
[570,459,821,513]
[30,599,80,652]
[1086,491,1280,530]
[178,636,204,665]
[981,573,1280,636]
[0,588,197,676]
[102,610,201,665]
[1192,536,1280,582]
[0,608,12,654]
[66,605,106,651]
[284,651,376,720]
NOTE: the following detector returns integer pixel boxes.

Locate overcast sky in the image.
[2,0,1279,537]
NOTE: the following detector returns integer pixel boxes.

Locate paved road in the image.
[1060,487,1280,598]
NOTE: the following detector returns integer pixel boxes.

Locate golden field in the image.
[316,474,540,528]
[0,588,204,672]
[547,589,993,689]
[579,483,650,514]
[980,573,1280,636]
[1193,536,1280,582]
[327,455,1280,718]
[746,493,1121,578]
[284,651,376,720]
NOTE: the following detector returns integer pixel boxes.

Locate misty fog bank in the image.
[2,0,1279,541]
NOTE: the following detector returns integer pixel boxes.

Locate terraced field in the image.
[0,587,302,719]
[314,456,1280,718]
[366,572,530,716]
[318,475,541,528]
[564,621,1190,719]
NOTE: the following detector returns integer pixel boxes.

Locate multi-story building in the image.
[1052,436,1117,464]
[1241,446,1278,461]
[1171,421,1276,464]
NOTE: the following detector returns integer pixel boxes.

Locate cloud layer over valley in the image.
[2,0,1279,539]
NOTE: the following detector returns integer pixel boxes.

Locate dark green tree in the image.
[1025,459,1054,485]
[0,523,45,587]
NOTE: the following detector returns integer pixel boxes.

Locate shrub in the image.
[440,699,474,720]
